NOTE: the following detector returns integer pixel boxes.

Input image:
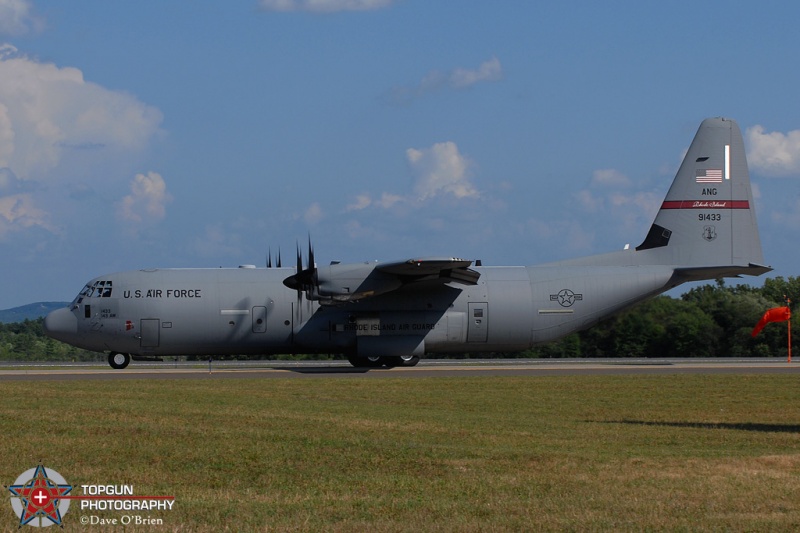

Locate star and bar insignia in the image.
[550,289,583,308]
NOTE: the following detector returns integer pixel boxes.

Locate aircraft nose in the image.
[43,307,78,342]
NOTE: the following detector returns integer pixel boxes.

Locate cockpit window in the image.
[97,280,112,297]
[72,280,113,307]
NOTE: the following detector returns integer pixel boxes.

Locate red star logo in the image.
[8,465,72,527]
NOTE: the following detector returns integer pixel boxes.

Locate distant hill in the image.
[0,302,70,323]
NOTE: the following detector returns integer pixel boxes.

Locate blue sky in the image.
[1,0,799,308]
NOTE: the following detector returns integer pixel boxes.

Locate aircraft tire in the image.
[346,355,386,368]
[397,355,420,367]
[381,356,418,368]
[108,352,131,370]
[365,356,385,368]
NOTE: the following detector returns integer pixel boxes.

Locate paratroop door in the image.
[467,303,488,342]
[140,319,160,348]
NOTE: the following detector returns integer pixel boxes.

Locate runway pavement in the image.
[1,358,798,381]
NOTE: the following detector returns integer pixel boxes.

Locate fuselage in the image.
[44,262,677,359]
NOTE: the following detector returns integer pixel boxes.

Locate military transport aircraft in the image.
[44,118,770,369]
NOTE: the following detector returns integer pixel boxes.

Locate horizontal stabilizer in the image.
[673,263,772,282]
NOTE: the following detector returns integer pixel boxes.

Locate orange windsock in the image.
[751,307,791,337]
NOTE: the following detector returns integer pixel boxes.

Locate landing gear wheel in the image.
[364,356,384,368]
[397,355,420,367]
[347,355,388,368]
[108,352,131,370]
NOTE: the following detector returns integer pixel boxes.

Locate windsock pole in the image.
[788,297,792,363]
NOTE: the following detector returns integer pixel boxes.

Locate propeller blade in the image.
[295,240,303,321]
[296,242,302,273]
[283,237,320,318]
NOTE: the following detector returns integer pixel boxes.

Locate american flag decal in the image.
[696,169,723,183]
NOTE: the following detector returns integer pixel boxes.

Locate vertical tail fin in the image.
[636,117,770,277]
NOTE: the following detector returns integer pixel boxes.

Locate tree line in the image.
[1,276,796,362]
[515,276,798,359]
[0,317,103,362]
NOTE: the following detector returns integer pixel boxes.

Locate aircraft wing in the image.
[375,257,480,285]
[292,257,481,305]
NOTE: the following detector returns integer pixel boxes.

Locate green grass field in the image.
[2,374,799,531]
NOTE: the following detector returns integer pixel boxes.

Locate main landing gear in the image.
[108,352,131,370]
[347,355,420,368]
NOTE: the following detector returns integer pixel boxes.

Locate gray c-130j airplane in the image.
[44,118,771,369]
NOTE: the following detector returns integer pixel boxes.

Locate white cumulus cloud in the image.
[746,125,800,177]
[407,141,478,201]
[0,44,164,236]
[0,101,13,166]
[0,193,52,237]
[0,0,43,36]
[259,0,395,12]
[118,171,172,224]
[344,143,478,215]
[0,44,163,181]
